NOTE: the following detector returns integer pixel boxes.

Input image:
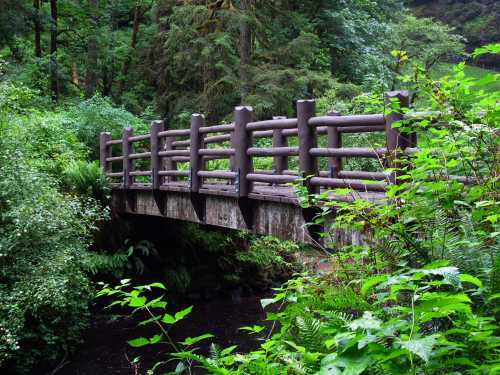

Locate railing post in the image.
[99,132,111,173]
[233,106,253,197]
[122,127,133,188]
[150,120,164,190]
[384,91,409,184]
[327,111,341,178]
[164,126,177,183]
[272,116,288,176]
[297,99,318,194]
[189,114,205,192]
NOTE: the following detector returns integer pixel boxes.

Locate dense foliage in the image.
[0,0,498,374]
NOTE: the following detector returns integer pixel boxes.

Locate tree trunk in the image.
[85,0,99,97]
[72,62,80,87]
[239,0,252,104]
[50,0,59,101]
[117,2,142,96]
[33,0,42,58]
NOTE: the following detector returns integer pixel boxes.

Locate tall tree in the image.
[117,1,147,97]
[49,0,59,100]
[85,0,99,97]
[239,0,252,104]
[33,0,42,57]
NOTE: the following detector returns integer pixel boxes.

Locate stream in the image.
[48,292,270,375]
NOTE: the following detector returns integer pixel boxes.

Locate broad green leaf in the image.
[399,335,437,362]
[220,345,238,357]
[128,296,146,307]
[320,352,371,375]
[149,334,162,344]
[260,298,275,309]
[127,337,149,347]
[180,333,214,346]
[361,275,388,296]
[459,274,483,288]
[162,313,176,324]
[175,306,193,321]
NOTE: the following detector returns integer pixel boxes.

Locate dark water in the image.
[51,293,269,375]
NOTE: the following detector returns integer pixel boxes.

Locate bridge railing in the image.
[101,90,421,201]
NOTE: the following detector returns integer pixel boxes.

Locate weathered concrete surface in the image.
[111,190,315,243]
[111,189,367,246]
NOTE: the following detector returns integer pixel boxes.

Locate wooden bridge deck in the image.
[104,91,413,244]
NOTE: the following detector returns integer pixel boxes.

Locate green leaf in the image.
[174,306,193,321]
[149,282,167,290]
[361,275,388,296]
[320,352,372,375]
[399,335,437,362]
[220,345,238,357]
[239,325,265,334]
[127,337,150,347]
[175,362,186,373]
[180,333,214,346]
[459,274,483,288]
[149,334,162,344]
[128,296,146,307]
[260,298,276,309]
[162,313,176,324]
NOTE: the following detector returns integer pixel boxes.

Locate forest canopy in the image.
[0,0,468,123]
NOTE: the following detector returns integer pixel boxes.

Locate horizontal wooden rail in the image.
[309,114,385,127]
[171,140,191,147]
[199,124,235,134]
[106,156,124,162]
[309,147,387,158]
[158,170,189,177]
[158,129,190,137]
[171,156,190,162]
[159,150,191,157]
[247,147,299,157]
[204,134,232,144]
[129,152,151,160]
[106,172,124,177]
[246,118,298,131]
[338,171,389,180]
[198,148,235,156]
[247,173,299,184]
[129,134,150,142]
[310,177,387,191]
[106,139,122,146]
[129,170,152,176]
[198,171,237,179]
[317,125,385,134]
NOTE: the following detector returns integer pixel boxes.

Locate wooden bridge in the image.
[101,91,418,243]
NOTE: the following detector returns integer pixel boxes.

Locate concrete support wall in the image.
[111,190,366,247]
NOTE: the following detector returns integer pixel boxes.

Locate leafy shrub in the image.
[0,82,50,114]
[63,160,109,202]
[67,94,148,158]
[0,150,105,372]
[0,102,87,178]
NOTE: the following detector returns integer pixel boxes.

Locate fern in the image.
[82,252,129,276]
[294,316,324,353]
